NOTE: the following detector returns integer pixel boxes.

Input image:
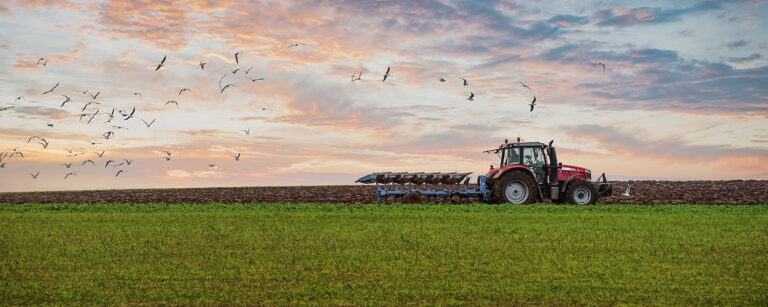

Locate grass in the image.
[0,203,766,305]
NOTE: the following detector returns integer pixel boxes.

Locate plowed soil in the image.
[0,180,766,205]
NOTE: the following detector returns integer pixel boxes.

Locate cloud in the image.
[9,106,73,120]
[629,48,679,63]
[547,14,589,27]
[728,53,762,63]
[12,42,86,71]
[727,40,749,49]
[594,2,722,28]
[566,124,768,175]
[0,3,11,15]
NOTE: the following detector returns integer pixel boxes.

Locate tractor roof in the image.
[482,142,546,154]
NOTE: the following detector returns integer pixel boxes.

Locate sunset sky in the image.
[0,0,766,192]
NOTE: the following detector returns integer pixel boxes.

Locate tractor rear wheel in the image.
[402,192,423,204]
[565,180,598,205]
[493,172,536,205]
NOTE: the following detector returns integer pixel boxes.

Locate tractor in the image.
[482,138,612,204]
[356,139,613,204]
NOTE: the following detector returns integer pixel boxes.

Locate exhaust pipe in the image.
[548,140,560,199]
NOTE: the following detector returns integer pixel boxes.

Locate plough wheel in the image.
[402,192,423,204]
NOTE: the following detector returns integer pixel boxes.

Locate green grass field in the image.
[1,204,766,305]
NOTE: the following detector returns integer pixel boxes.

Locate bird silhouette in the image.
[155,55,166,71]
[382,66,390,82]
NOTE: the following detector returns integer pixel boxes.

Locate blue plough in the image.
[355,172,490,203]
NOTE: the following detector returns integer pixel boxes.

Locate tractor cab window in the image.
[505,147,521,166]
[523,147,546,168]
[523,146,547,184]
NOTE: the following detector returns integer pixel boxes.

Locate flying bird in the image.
[64,172,77,179]
[250,77,265,82]
[460,78,468,86]
[232,68,240,74]
[81,101,99,112]
[155,55,166,71]
[63,163,72,168]
[164,151,172,156]
[133,92,143,98]
[0,106,14,112]
[382,66,390,82]
[82,160,95,166]
[123,107,135,120]
[36,58,46,65]
[178,88,191,96]
[164,156,171,161]
[47,123,54,128]
[142,118,156,127]
[27,136,44,144]
[529,96,537,112]
[241,128,251,135]
[105,160,115,168]
[220,84,235,93]
[593,62,606,71]
[15,96,24,103]
[467,92,474,101]
[87,141,101,146]
[519,81,532,91]
[42,82,59,95]
[255,106,272,111]
[622,185,631,197]
[234,51,241,65]
[87,109,100,124]
[102,131,114,139]
[60,95,71,107]
[199,61,206,70]
[0,162,5,168]
[30,172,40,179]
[351,69,362,82]
[219,72,229,89]
[245,66,256,75]
[209,164,216,168]
[439,78,446,82]
[95,151,105,157]
[115,170,124,177]
[165,100,179,107]
[84,90,100,99]
[124,159,134,166]
[286,42,303,48]
[234,153,241,161]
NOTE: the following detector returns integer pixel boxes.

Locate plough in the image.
[355,172,490,203]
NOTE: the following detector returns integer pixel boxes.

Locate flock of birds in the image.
[0,41,609,184]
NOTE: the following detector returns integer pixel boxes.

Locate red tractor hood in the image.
[487,164,590,180]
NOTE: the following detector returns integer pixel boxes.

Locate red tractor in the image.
[483,139,612,204]
[356,139,612,204]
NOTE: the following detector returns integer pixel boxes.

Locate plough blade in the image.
[355,172,490,203]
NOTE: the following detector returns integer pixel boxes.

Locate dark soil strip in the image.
[0,181,765,205]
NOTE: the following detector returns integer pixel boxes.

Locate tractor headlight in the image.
[587,169,592,180]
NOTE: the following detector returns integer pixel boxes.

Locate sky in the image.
[0,0,766,192]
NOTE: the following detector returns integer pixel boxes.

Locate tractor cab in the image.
[485,141,549,185]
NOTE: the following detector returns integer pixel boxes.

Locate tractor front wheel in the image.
[565,180,598,205]
[493,172,537,205]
